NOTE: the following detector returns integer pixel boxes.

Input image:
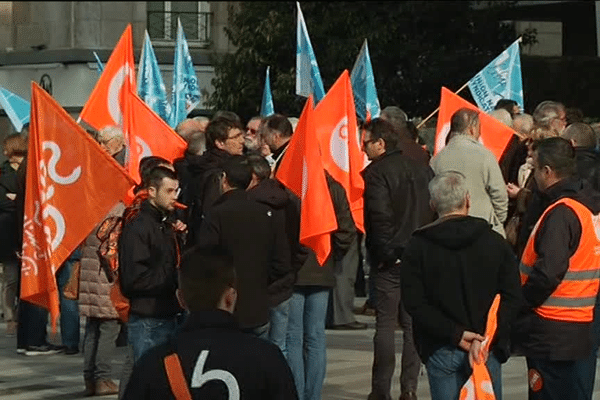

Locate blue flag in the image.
[468,38,524,113]
[296,2,325,102]
[93,51,104,75]
[169,18,201,128]
[350,39,380,122]
[261,67,275,117]
[0,86,30,132]
[138,30,171,123]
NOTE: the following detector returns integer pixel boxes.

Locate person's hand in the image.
[172,220,187,233]
[260,143,272,157]
[5,193,16,201]
[468,337,489,367]
[458,330,486,352]
[507,183,521,199]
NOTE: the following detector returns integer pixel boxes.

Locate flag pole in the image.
[416,36,523,130]
[416,81,469,129]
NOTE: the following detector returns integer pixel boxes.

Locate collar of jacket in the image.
[272,140,290,163]
[449,134,479,145]
[213,188,248,207]
[543,176,582,204]
[362,149,402,172]
[181,309,239,332]
[141,199,170,222]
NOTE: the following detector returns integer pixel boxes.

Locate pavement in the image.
[0,297,599,399]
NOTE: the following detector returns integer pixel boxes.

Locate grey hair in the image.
[429,171,469,216]
[193,116,210,124]
[489,109,513,128]
[98,125,124,140]
[533,101,565,130]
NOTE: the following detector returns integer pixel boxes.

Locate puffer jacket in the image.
[78,202,126,319]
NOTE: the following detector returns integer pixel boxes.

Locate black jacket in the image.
[248,178,306,307]
[362,150,436,269]
[512,177,600,360]
[401,215,522,363]
[0,162,19,261]
[119,200,182,318]
[123,310,298,400]
[575,147,600,193]
[185,148,234,244]
[196,189,291,328]
[295,174,356,287]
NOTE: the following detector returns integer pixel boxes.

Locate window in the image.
[147,2,211,46]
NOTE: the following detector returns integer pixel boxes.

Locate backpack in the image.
[96,215,130,322]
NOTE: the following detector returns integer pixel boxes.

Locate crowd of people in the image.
[1,97,600,400]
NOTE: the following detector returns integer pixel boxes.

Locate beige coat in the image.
[78,203,125,319]
[431,135,508,237]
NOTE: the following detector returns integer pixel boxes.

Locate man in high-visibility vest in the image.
[513,137,600,400]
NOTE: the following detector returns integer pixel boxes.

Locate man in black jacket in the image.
[401,171,522,400]
[246,154,306,353]
[561,122,600,192]
[513,138,600,400]
[119,166,184,365]
[196,155,291,337]
[184,117,245,244]
[123,249,298,400]
[362,119,436,400]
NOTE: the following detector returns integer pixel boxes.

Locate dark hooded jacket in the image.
[247,178,306,307]
[184,148,233,244]
[512,177,600,360]
[401,215,522,364]
[574,147,600,193]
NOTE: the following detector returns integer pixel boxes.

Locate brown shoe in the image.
[83,380,95,397]
[95,379,118,396]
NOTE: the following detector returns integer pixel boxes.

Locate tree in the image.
[208,1,527,122]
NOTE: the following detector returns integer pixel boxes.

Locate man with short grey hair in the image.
[561,122,600,192]
[401,171,521,400]
[431,108,509,236]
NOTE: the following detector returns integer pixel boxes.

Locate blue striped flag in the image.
[261,67,275,117]
[0,86,30,132]
[350,39,380,122]
[296,2,325,103]
[468,38,524,113]
[169,18,201,128]
[138,30,171,123]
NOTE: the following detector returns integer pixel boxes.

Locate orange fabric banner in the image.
[459,294,501,400]
[78,24,135,132]
[314,70,365,233]
[434,87,515,160]
[21,83,136,329]
[125,89,187,184]
[276,96,338,266]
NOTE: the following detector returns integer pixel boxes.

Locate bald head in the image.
[489,109,512,127]
[561,122,597,149]
[450,108,480,139]
[176,118,209,142]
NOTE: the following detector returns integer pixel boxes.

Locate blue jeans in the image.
[269,297,291,357]
[56,255,81,349]
[127,314,178,364]
[286,287,329,400]
[426,345,502,400]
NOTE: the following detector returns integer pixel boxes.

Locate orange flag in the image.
[276,96,338,265]
[314,70,365,233]
[434,87,516,160]
[78,24,135,131]
[125,89,187,185]
[459,294,501,400]
[21,83,136,329]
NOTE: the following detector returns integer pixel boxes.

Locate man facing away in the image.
[119,166,184,365]
[431,108,508,237]
[401,171,522,400]
[123,249,298,399]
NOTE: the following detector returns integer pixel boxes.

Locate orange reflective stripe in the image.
[164,353,193,400]
[536,304,595,323]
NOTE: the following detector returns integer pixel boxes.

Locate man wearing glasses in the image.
[362,118,435,400]
[184,117,245,243]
